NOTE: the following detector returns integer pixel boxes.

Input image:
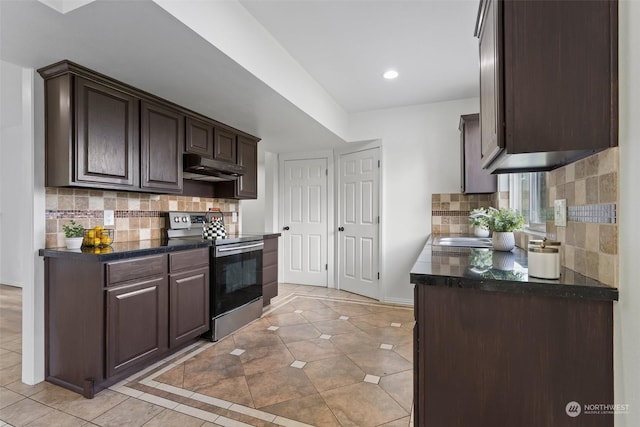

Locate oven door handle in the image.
[217,242,264,253]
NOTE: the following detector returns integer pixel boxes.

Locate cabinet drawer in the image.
[263,250,278,267]
[106,255,166,285]
[169,248,209,272]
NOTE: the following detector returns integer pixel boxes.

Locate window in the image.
[509,172,547,232]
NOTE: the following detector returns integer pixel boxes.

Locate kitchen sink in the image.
[430,236,493,248]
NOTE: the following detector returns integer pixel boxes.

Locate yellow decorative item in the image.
[83,228,114,248]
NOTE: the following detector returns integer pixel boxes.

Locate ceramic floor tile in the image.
[321,382,409,427]
[260,393,341,427]
[289,297,334,311]
[153,364,185,388]
[359,325,414,346]
[299,307,341,322]
[378,416,412,426]
[303,355,365,392]
[393,342,413,363]
[91,398,164,426]
[265,312,308,327]
[30,386,129,421]
[313,319,363,336]
[193,375,254,408]
[239,342,295,377]
[329,331,382,354]
[231,329,285,350]
[0,363,21,386]
[143,407,207,427]
[347,349,413,377]
[25,409,87,426]
[0,398,54,426]
[380,343,394,350]
[379,370,414,412]
[285,338,344,362]
[246,366,317,408]
[182,354,245,390]
[0,387,24,409]
[275,323,322,344]
[364,374,381,384]
[4,380,53,398]
[0,352,20,370]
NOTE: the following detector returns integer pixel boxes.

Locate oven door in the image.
[211,241,263,317]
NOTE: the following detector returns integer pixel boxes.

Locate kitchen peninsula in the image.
[410,237,618,427]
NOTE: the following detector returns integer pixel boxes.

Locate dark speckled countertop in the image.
[39,233,281,262]
[410,235,618,302]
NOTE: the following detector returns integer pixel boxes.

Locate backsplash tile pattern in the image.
[545,148,619,286]
[431,192,508,235]
[45,188,239,248]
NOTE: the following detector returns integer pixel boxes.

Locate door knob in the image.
[338,227,344,232]
[283,226,290,231]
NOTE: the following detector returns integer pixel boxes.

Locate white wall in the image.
[241,146,279,234]
[0,60,46,384]
[615,1,640,425]
[0,61,28,287]
[348,98,479,303]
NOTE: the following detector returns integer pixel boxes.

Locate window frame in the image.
[509,172,547,233]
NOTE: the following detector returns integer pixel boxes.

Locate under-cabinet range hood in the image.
[183,153,246,182]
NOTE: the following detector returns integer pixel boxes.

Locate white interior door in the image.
[282,158,328,286]
[338,148,380,299]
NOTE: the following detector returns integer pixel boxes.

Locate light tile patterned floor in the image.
[0,283,414,426]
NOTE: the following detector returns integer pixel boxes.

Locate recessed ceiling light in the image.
[383,70,399,80]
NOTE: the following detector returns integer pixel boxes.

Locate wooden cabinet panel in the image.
[106,254,166,285]
[106,275,168,377]
[214,128,237,163]
[169,248,209,272]
[75,77,139,188]
[475,0,617,173]
[186,116,214,158]
[414,284,613,427]
[214,136,259,199]
[141,100,184,193]
[169,266,209,347]
[477,0,503,168]
[460,114,496,194]
[262,237,278,306]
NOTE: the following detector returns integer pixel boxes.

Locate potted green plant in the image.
[468,207,490,237]
[62,220,84,249]
[485,207,525,251]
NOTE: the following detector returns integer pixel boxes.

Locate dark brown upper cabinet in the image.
[39,60,260,196]
[185,116,214,158]
[43,73,139,190]
[475,0,618,174]
[216,136,258,199]
[214,127,237,163]
[460,114,496,194]
[140,100,183,193]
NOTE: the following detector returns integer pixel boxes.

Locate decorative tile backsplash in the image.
[45,188,239,248]
[431,192,507,235]
[545,147,618,286]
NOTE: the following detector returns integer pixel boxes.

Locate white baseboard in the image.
[381,296,413,306]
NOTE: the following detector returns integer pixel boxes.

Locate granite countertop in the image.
[39,233,281,262]
[410,235,618,302]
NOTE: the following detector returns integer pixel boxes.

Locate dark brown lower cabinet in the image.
[262,236,279,306]
[45,249,210,398]
[169,249,210,348]
[414,285,613,427]
[106,276,168,377]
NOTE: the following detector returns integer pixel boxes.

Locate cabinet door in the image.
[141,100,184,193]
[460,114,496,194]
[186,116,214,158]
[214,128,237,163]
[262,237,278,306]
[169,267,210,348]
[236,136,258,199]
[478,0,504,168]
[75,77,139,189]
[106,276,168,377]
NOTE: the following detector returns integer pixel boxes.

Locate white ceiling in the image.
[239,0,480,113]
[0,0,480,153]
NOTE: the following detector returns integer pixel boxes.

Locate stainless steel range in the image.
[166,212,263,341]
